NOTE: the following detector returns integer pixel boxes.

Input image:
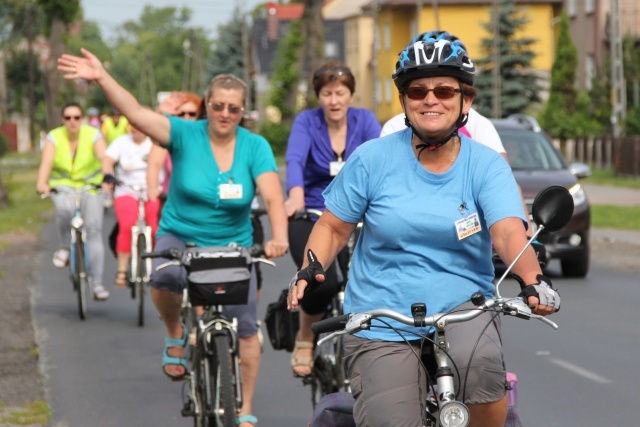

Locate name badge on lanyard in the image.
[329,161,345,176]
[219,180,243,200]
[455,212,482,240]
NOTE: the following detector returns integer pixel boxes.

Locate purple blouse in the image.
[285,107,381,210]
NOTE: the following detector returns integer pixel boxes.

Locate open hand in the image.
[57,48,104,82]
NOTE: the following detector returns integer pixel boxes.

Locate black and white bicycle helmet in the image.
[392,31,475,90]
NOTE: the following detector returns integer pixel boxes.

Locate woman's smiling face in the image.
[402,76,472,140]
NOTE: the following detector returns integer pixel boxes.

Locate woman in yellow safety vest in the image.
[36,102,110,301]
[101,106,129,144]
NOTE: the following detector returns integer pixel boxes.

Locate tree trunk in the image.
[42,17,67,130]
[303,0,324,104]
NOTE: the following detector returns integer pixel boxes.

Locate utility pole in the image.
[610,0,625,137]
[491,0,501,118]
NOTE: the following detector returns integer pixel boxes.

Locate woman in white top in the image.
[102,125,163,287]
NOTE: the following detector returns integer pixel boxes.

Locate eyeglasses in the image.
[63,115,82,121]
[177,111,198,118]
[208,102,244,115]
[313,66,352,79]
[404,86,461,100]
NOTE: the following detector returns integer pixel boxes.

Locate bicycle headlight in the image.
[568,183,586,207]
[439,401,469,427]
[70,215,84,229]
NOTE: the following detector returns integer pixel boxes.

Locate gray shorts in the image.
[150,233,259,338]
[343,301,506,427]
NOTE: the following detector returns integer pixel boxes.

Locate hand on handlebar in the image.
[518,274,560,316]
[264,239,289,259]
[287,249,325,310]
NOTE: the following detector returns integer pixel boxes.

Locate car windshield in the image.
[498,129,565,171]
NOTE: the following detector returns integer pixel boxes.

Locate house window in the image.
[410,19,417,39]
[567,0,577,17]
[374,25,380,53]
[384,24,391,51]
[385,77,392,103]
[375,79,382,103]
[324,41,338,59]
[585,0,594,14]
[585,54,595,91]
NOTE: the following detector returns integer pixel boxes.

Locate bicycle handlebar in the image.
[312,295,558,345]
[142,244,270,264]
[42,184,102,198]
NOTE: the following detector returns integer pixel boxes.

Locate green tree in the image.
[538,12,578,145]
[474,0,540,118]
[108,6,212,108]
[208,7,246,80]
[36,0,81,129]
[587,62,612,135]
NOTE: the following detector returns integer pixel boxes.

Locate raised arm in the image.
[58,48,171,146]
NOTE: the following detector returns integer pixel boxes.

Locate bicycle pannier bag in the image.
[264,288,299,352]
[184,246,252,306]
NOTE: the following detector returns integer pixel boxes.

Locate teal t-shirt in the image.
[157,117,277,247]
[323,128,526,341]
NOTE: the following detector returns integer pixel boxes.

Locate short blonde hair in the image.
[205,74,248,105]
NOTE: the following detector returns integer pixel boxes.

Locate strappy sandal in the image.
[162,326,188,381]
[114,271,128,289]
[291,334,314,378]
[52,248,70,269]
[236,414,258,426]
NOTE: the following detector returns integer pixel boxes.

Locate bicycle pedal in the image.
[181,401,195,417]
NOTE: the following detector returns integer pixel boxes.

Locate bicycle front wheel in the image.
[209,333,238,427]
[73,230,88,321]
[136,234,147,327]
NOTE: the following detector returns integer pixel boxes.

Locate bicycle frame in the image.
[127,186,153,285]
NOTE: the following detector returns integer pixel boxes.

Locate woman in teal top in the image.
[60,50,288,427]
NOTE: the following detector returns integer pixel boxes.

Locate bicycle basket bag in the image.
[264,288,299,352]
[183,246,252,306]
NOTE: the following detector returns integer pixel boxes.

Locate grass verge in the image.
[0,159,52,237]
[590,205,640,230]
[583,168,640,189]
[0,400,50,426]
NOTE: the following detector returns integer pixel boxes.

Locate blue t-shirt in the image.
[323,128,526,341]
[157,117,278,247]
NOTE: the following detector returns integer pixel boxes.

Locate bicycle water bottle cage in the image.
[411,303,427,327]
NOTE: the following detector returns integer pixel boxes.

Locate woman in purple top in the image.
[284,61,381,377]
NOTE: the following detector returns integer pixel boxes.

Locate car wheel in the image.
[560,246,590,278]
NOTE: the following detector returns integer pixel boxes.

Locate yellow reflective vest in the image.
[101,116,129,144]
[48,125,103,188]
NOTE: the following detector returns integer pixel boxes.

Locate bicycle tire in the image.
[136,234,146,327]
[75,231,88,321]
[210,332,237,427]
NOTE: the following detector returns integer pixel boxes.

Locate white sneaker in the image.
[52,248,70,269]
[92,284,110,301]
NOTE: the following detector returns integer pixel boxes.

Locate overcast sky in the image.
[81,0,264,40]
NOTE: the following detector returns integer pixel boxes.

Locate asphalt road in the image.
[32,201,640,427]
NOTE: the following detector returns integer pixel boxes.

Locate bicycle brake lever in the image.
[252,258,276,267]
[156,260,180,270]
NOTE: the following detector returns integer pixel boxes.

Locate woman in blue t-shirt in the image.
[287,34,560,427]
[59,49,288,427]
[284,61,381,377]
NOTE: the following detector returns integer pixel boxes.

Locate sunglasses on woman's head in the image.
[63,115,82,121]
[208,102,244,115]
[404,86,461,100]
[177,111,198,118]
[313,66,352,79]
